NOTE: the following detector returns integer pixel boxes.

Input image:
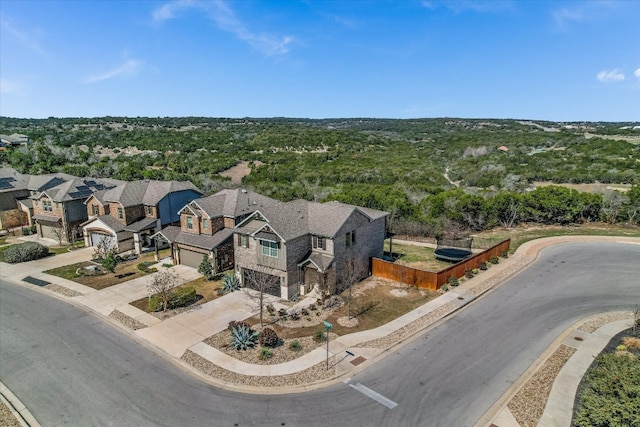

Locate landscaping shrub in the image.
[230,324,259,350]
[170,286,197,308]
[490,256,500,264]
[440,284,449,292]
[228,320,250,331]
[314,330,327,342]
[500,251,509,258]
[258,327,280,347]
[137,261,154,272]
[2,242,49,263]
[222,274,241,293]
[308,303,317,311]
[448,276,459,287]
[472,268,479,274]
[464,269,474,279]
[259,347,273,360]
[479,262,488,271]
[300,307,309,316]
[21,227,33,236]
[289,340,302,352]
[266,303,275,314]
[278,308,287,317]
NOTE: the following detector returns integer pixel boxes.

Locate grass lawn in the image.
[476,222,640,251]
[384,241,453,271]
[45,251,166,290]
[129,275,224,313]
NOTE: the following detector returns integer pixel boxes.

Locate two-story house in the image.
[81,180,202,254]
[0,167,78,230]
[152,188,278,270]
[32,177,117,243]
[233,199,388,300]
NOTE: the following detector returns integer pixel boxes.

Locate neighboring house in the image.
[32,177,118,243]
[153,188,278,270]
[0,133,30,149]
[82,180,202,254]
[0,167,85,231]
[234,199,388,300]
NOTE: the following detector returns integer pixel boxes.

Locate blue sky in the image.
[1,0,639,121]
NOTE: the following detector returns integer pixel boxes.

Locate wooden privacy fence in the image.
[372,238,511,291]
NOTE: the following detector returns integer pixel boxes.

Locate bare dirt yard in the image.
[218,161,263,184]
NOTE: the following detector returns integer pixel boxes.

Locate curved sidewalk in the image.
[176,235,640,393]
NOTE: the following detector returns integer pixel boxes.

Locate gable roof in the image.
[236,199,388,241]
[38,177,112,202]
[185,188,278,219]
[89,180,201,207]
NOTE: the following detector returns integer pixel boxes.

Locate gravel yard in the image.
[508,344,576,427]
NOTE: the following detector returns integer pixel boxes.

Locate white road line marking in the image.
[349,383,398,409]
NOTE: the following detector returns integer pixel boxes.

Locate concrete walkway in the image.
[2,235,639,425]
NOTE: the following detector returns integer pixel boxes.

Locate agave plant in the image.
[222,274,241,293]
[230,324,259,350]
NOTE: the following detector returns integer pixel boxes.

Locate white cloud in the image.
[597,69,625,83]
[208,0,295,56]
[0,78,21,94]
[422,1,513,14]
[152,0,194,22]
[635,68,640,79]
[152,0,294,56]
[1,16,45,55]
[84,59,143,83]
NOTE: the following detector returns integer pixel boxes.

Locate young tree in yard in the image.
[242,266,280,328]
[93,236,113,260]
[339,258,368,320]
[147,270,178,313]
[198,254,216,280]
[51,226,65,245]
[102,252,117,273]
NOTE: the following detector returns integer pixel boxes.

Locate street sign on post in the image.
[324,321,332,370]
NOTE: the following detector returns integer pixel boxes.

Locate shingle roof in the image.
[238,199,388,241]
[153,226,233,251]
[190,188,278,218]
[98,180,201,207]
[91,214,126,232]
[124,217,158,232]
[41,177,111,202]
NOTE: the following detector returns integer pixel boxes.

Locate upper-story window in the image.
[43,200,52,212]
[238,234,249,248]
[117,208,124,219]
[145,205,153,215]
[345,230,356,247]
[92,205,99,215]
[203,218,209,230]
[261,240,278,257]
[312,236,326,250]
[186,216,193,229]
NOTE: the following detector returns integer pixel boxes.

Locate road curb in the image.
[0,380,41,427]
[477,312,634,427]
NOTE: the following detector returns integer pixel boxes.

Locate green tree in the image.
[102,252,117,273]
[198,254,216,280]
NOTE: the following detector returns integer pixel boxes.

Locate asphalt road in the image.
[1,241,639,427]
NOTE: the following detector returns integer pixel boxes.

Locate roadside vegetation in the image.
[573,328,640,427]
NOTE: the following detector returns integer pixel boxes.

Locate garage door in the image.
[243,268,281,298]
[41,224,61,241]
[91,232,115,250]
[179,248,207,269]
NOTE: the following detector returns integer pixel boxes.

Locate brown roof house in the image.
[152,188,278,272]
[31,176,118,244]
[233,200,388,300]
[81,180,202,254]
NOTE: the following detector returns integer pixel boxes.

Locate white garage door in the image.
[91,232,115,250]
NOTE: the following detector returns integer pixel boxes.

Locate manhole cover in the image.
[457,297,464,300]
